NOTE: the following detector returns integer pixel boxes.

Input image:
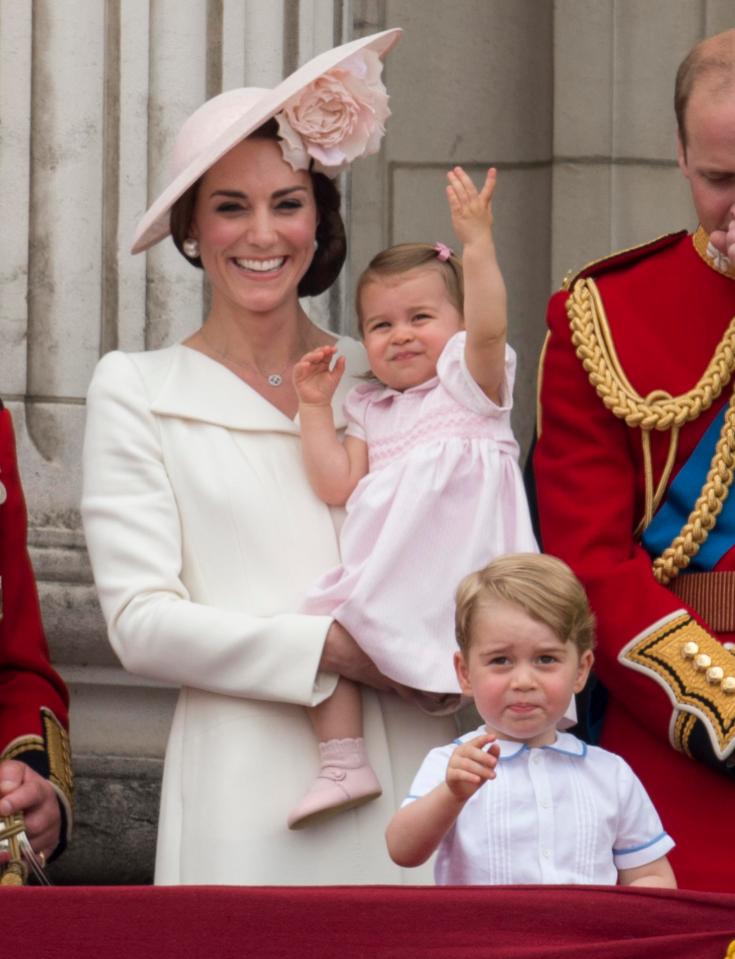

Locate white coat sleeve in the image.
[81,351,338,706]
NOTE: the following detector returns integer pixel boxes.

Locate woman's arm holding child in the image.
[293,345,369,506]
[447,166,507,404]
[386,733,499,867]
[618,856,677,888]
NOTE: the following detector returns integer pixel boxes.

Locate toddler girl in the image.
[289,166,537,829]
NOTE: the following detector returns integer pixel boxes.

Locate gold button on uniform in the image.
[694,653,712,670]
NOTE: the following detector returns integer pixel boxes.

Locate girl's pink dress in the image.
[302,332,537,694]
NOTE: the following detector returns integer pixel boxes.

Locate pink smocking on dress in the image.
[302,331,538,693]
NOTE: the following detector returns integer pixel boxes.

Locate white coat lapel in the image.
[150,338,367,432]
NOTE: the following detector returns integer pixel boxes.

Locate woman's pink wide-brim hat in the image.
[131,27,401,254]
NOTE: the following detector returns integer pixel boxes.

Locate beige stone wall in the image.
[352,0,554,452]
[1,0,734,881]
[552,0,735,281]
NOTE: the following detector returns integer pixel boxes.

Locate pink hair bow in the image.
[433,242,453,262]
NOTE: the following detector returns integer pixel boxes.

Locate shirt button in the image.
[540,799,550,809]
[532,754,541,764]
[542,849,551,859]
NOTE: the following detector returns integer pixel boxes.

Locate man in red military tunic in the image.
[534,29,735,892]
[0,400,73,870]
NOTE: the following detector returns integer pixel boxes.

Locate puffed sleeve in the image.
[437,331,516,415]
[344,382,379,441]
[81,352,337,707]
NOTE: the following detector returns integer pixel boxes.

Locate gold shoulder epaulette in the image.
[561,231,687,291]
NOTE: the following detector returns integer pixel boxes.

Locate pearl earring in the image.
[183,238,200,258]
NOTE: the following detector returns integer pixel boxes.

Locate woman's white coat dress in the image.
[81,336,457,884]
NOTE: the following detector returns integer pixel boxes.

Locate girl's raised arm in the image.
[447,166,507,404]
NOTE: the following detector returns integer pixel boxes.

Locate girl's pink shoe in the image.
[287,737,382,830]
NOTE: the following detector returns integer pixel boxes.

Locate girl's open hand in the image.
[446,166,496,249]
[445,732,499,801]
[293,345,345,407]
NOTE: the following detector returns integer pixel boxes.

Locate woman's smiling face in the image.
[190,136,318,316]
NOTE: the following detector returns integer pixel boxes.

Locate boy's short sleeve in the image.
[611,758,675,870]
[401,741,454,808]
[437,331,516,416]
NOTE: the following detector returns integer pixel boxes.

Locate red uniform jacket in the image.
[534,230,735,893]
[0,402,72,851]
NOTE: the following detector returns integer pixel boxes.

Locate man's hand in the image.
[0,760,60,862]
[708,202,735,259]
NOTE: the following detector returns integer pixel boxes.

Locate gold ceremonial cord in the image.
[652,391,735,583]
[567,277,735,584]
[0,813,28,885]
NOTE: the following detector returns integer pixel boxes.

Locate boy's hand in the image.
[445,732,499,801]
[293,345,345,407]
[446,166,496,249]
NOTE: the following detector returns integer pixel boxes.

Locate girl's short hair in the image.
[355,243,464,333]
[170,118,347,298]
[454,553,596,657]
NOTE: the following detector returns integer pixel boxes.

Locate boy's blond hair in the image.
[455,553,596,656]
[355,242,464,334]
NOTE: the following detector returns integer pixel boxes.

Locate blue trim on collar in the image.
[545,738,588,758]
[496,732,587,761]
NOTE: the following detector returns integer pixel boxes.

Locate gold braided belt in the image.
[566,276,735,586]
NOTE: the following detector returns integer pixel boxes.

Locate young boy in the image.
[385,553,677,887]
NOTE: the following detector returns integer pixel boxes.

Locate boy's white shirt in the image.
[403,725,674,886]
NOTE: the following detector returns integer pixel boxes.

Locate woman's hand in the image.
[293,345,345,407]
[0,760,61,863]
[321,621,404,693]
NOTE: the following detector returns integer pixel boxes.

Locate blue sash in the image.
[641,403,735,571]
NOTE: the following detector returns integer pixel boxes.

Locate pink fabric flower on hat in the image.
[276,49,390,176]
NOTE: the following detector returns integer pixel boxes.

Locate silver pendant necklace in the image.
[200,331,297,387]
